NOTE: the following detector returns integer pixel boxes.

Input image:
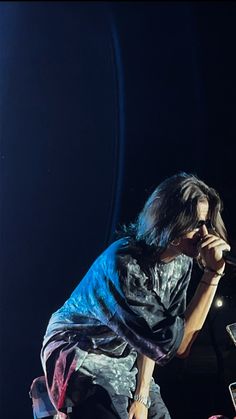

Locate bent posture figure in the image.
[41,172,230,419]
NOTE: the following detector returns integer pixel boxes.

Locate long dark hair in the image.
[118,172,227,256]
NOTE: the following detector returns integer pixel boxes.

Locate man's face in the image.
[177,200,210,258]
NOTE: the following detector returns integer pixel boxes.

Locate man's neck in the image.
[159,246,181,263]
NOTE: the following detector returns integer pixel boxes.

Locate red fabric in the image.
[41,337,79,412]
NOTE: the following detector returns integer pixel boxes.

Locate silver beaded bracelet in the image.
[133,394,151,409]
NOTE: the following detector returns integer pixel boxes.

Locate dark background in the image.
[1,2,236,418]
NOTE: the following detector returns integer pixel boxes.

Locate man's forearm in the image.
[177,270,221,357]
[135,353,155,398]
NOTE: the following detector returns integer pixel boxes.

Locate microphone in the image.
[223,251,236,266]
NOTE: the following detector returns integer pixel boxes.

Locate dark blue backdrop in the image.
[1,2,236,418]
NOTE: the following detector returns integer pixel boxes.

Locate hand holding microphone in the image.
[198,224,231,275]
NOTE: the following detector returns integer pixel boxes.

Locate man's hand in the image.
[128,401,148,419]
[199,225,230,273]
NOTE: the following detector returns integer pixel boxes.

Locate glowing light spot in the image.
[215,298,223,308]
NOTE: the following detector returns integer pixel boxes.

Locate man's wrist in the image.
[204,266,225,276]
[201,265,225,283]
[133,394,151,409]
